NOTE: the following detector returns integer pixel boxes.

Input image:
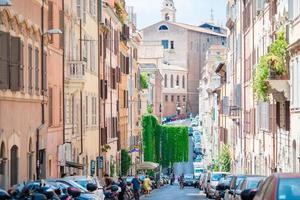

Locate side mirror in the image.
[86,183,97,192]
[67,187,81,198]
[241,189,257,200]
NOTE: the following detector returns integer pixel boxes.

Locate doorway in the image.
[10,145,19,186]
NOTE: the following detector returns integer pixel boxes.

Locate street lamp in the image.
[0,0,11,6]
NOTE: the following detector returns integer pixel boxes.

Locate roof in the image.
[142,21,227,37]
[160,63,187,72]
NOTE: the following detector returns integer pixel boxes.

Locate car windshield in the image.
[195,169,204,173]
[235,177,245,187]
[75,180,89,188]
[278,178,300,200]
[212,174,227,181]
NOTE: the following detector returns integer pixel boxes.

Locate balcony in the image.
[65,60,87,89]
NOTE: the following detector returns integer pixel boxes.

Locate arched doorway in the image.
[0,142,6,189]
[293,140,297,172]
[28,138,33,180]
[10,145,19,186]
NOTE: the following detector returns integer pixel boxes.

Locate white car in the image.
[64,176,105,200]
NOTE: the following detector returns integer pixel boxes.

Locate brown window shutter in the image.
[20,41,24,90]
[104,80,108,99]
[42,52,47,93]
[59,10,64,49]
[10,36,21,91]
[100,79,104,99]
[125,57,129,74]
[48,1,54,43]
[0,31,10,89]
[285,101,290,131]
[276,102,281,127]
[49,87,53,126]
[34,48,39,93]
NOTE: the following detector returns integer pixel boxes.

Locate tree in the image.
[121,149,131,176]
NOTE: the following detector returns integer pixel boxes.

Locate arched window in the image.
[170,75,174,88]
[182,75,185,88]
[164,74,168,87]
[176,75,179,86]
[165,14,170,21]
[159,25,169,31]
[10,145,19,186]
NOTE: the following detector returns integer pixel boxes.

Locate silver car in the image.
[206,172,230,199]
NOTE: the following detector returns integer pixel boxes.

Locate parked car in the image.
[183,174,196,187]
[215,175,233,200]
[64,176,104,200]
[241,173,300,200]
[233,175,265,200]
[224,174,247,200]
[206,172,230,199]
[47,179,99,200]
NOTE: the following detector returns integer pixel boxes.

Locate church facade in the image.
[141,0,227,116]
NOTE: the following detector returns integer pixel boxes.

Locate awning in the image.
[137,162,159,170]
[66,161,84,170]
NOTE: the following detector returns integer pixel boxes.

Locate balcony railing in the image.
[66,60,87,83]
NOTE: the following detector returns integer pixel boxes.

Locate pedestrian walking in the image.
[131,174,141,200]
[118,177,126,200]
[143,175,152,197]
[179,174,184,189]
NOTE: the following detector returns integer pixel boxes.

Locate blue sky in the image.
[126,0,227,29]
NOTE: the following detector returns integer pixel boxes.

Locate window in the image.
[59,90,62,122]
[124,90,128,108]
[289,0,300,20]
[165,95,168,102]
[176,75,179,86]
[86,96,89,126]
[171,95,174,102]
[170,75,174,88]
[182,75,185,88]
[171,41,174,49]
[89,0,96,16]
[49,88,53,126]
[165,14,170,21]
[28,45,33,93]
[34,48,39,93]
[48,1,54,43]
[76,0,82,19]
[164,74,168,87]
[183,96,186,102]
[162,40,169,49]
[159,25,169,30]
[177,96,180,102]
[92,97,96,125]
[90,41,95,71]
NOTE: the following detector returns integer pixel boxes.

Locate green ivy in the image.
[253,29,288,101]
[140,73,149,89]
[142,115,189,168]
[214,145,232,172]
[121,149,132,176]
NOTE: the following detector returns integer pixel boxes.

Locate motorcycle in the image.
[104,185,121,200]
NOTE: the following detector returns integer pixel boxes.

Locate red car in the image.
[242,173,300,200]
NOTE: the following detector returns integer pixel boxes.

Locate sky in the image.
[126,0,227,29]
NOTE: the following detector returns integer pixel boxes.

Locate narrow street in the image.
[141,185,206,200]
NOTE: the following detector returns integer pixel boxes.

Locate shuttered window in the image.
[48,1,54,43]
[92,97,97,125]
[49,88,53,126]
[0,31,10,89]
[90,41,95,71]
[114,30,119,55]
[59,10,64,49]
[125,57,129,74]
[42,52,47,93]
[10,36,22,91]
[111,68,116,89]
[77,0,82,19]
[35,48,39,94]
[28,45,33,93]
[171,75,174,88]
[124,90,128,108]
[101,127,107,145]
[182,75,185,88]
[83,0,87,23]
[86,96,89,126]
[59,89,63,122]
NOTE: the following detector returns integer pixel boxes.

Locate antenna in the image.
[210,8,214,22]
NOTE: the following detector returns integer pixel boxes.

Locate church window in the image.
[162,40,169,49]
[159,25,169,30]
[165,14,170,21]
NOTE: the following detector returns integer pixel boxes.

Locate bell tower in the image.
[161,0,176,22]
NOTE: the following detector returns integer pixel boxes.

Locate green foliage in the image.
[217,145,232,172]
[253,29,288,101]
[141,73,149,89]
[121,149,132,176]
[147,105,153,114]
[142,115,189,168]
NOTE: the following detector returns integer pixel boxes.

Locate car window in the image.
[236,180,244,190]
[75,180,89,188]
[235,177,245,189]
[278,178,300,200]
[262,177,275,200]
[246,179,261,189]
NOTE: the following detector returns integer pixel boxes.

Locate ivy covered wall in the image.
[142,115,189,167]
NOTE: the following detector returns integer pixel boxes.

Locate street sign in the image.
[97,156,104,169]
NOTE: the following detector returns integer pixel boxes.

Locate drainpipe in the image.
[36,0,45,181]
[79,91,83,155]
[62,0,65,144]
